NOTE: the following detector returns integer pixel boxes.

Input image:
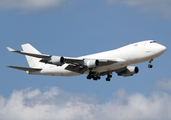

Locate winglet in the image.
[7,47,16,52]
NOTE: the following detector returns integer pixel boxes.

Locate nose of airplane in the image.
[159,44,166,53]
[154,44,166,56]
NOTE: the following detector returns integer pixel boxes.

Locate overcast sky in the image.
[1,0,171,120]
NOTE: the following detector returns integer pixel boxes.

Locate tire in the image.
[106,78,110,81]
[148,64,153,68]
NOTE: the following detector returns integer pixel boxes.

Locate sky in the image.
[0,0,171,119]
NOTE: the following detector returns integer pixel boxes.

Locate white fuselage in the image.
[28,40,166,76]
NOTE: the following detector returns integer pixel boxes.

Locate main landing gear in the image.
[87,71,112,81]
[87,71,101,80]
[148,59,153,68]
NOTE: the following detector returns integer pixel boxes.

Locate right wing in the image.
[65,58,118,74]
[99,66,139,77]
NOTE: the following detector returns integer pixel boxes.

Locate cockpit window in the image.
[150,41,156,43]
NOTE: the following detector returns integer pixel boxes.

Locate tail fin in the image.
[21,43,44,67]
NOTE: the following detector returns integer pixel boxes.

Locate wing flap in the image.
[99,59,117,66]
[64,57,84,65]
[7,66,42,71]
[99,67,127,76]
[65,65,88,74]
[65,57,118,66]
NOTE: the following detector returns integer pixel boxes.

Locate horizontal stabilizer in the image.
[7,66,42,71]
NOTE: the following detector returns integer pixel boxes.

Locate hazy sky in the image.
[1,0,171,119]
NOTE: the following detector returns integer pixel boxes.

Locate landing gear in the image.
[106,78,110,81]
[148,59,153,68]
[92,76,101,80]
[148,64,153,68]
[87,71,112,81]
[87,75,92,80]
[106,74,112,81]
[87,71,101,81]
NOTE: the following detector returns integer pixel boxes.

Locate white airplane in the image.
[7,40,166,81]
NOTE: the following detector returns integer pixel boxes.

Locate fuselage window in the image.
[150,41,156,43]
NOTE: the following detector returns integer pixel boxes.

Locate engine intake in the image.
[85,59,100,68]
[40,56,65,66]
[118,66,139,77]
[51,56,65,66]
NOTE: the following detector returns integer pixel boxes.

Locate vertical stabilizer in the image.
[21,43,44,67]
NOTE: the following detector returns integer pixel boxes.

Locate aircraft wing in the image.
[7,46,118,74]
[7,66,42,71]
[7,47,117,66]
[99,66,139,77]
[99,67,127,76]
[64,57,117,66]
[7,47,50,58]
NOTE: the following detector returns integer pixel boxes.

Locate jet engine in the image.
[85,59,100,68]
[40,56,65,66]
[118,66,139,77]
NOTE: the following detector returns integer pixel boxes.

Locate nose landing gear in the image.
[148,59,153,68]
[106,74,112,81]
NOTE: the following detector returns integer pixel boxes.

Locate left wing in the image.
[7,46,118,74]
[65,57,117,66]
[7,66,42,71]
[7,47,50,58]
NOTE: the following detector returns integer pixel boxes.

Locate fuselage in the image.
[29,40,166,76]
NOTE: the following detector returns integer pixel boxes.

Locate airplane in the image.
[7,40,166,81]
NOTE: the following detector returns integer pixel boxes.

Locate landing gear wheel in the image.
[97,76,101,79]
[148,59,153,68]
[87,75,91,79]
[148,64,153,68]
[106,78,110,81]
[87,71,94,80]
[93,76,98,80]
[87,71,101,81]
[106,74,112,81]
[108,74,112,78]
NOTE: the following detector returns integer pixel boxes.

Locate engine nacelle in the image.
[50,56,65,66]
[118,66,139,77]
[40,56,65,66]
[85,59,100,68]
